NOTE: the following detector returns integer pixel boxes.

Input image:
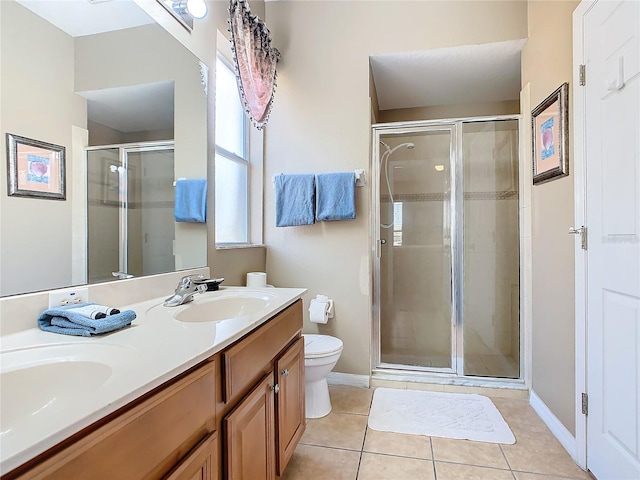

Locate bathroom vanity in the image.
[0,287,306,480]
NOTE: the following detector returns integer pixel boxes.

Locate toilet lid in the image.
[303,334,343,358]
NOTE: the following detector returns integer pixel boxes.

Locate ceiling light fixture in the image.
[182,0,207,19]
[159,0,207,31]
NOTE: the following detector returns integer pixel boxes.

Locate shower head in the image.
[387,142,415,155]
[379,141,415,155]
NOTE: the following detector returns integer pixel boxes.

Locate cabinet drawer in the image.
[14,361,216,480]
[222,300,302,404]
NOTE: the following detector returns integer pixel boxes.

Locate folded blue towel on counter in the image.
[38,303,136,337]
[174,179,207,223]
[275,174,316,227]
[316,172,356,221]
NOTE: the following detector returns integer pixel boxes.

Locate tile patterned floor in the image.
[282,386,594,480]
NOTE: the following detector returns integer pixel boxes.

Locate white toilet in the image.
[303,334,343,418]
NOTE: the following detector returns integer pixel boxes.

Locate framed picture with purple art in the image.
[6,133,66,200]
[532,82,569,185]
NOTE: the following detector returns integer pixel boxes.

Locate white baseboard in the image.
[327,372,370,388]
[530,390,576,460]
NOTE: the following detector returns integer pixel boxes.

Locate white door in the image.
[582,1,640,478]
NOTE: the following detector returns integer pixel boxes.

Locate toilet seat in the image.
[303,334,343,359]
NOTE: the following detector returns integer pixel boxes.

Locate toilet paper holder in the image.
[310,294,334,319]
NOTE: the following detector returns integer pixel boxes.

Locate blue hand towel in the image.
[175,179,207,223]
[275,174,315,227]
[38,303,136,337]
[316,172,356,221]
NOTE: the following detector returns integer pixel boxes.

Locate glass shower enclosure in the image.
[372,117,521,379]
[86,142,175,283]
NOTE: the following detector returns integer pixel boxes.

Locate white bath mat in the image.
[368,388,515,444]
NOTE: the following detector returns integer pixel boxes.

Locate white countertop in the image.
[0,286,306,475]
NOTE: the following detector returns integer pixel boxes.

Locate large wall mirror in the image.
[0,0,208,297]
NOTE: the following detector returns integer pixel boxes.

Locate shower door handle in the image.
[376,239,386,258]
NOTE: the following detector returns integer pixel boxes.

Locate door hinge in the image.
[581,393,588,415]
[579,64,586,86]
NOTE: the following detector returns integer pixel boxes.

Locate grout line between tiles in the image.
[510,469,593,480]
[354,451,363,480]
[298,441,362,453]
[433,459,515,473]
[499,443,514,471]
[355,424,368,480]
[357,449,432,462]
[430,437,438,480]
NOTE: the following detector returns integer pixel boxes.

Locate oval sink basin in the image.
[0,343,129,438]
[174,291,277,323]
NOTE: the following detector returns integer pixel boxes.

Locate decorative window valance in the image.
[228,0,280,130]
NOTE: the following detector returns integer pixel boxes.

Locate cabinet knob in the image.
[281,368,289,377]
[271,384,280,394]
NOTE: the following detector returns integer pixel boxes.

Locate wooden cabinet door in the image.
[275,337,305,476]
[164,431,218,480]
[224,374,275,480]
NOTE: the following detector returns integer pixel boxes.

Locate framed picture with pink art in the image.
[6,133,66,200]
[531,82,569,185]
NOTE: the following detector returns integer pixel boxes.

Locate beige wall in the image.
[87,119,173,145]
[378,99,520,123]
[0,1,86,296]
[522,0,579,435]
[264,1,528,375]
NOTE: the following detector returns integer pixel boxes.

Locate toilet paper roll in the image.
[309,299,329,324]
[246,272,267,288]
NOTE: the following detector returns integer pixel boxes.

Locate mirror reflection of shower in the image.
[86,142,175,284]
[379,141,414,229]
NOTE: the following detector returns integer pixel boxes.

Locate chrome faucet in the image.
[164,274,207,307]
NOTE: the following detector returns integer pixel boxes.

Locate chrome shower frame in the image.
[371,114,524,385]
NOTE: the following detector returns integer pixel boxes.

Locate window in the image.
[393,202,403,246]
[215,56,249,244]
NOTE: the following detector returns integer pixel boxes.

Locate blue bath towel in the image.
[316,172,356,221]
[38,303,136,337]
[275,174,315,227]
[174,179,207,223]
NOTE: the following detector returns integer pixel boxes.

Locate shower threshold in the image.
[372,366,528,398]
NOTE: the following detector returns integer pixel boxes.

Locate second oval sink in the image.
[174,291,277,323]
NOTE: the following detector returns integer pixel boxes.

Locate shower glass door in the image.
[86,142,175,283]
[462,119,520,378]
[374,116,521,380]
[377,127,456,371]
